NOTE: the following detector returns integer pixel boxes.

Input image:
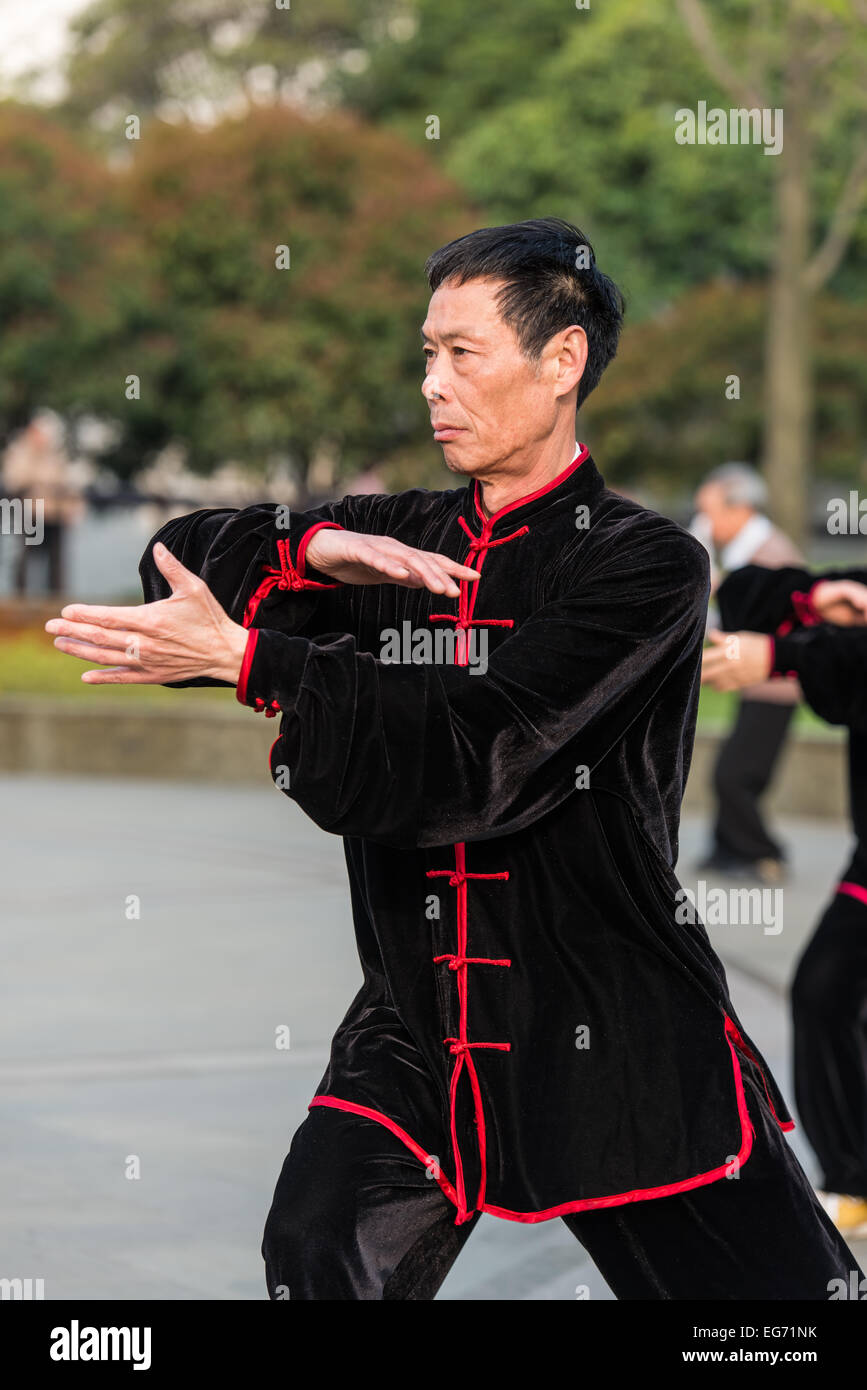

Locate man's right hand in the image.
[304,528,480,599]
[810,579,867,626]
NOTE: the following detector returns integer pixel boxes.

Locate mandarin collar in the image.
[461,442,604,534]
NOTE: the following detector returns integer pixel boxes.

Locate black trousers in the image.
[261,1056,861,1300]
[792,880,867,1198]
[712,699,796,864]
[14,520,65,595]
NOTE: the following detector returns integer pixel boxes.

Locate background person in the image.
[691,463,804,883]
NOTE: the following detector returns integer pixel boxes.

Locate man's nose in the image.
[422,372,446,402]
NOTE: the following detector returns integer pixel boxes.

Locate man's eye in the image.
[452,347,466,357]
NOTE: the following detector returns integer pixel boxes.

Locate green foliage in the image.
[340,0,867,317]
[0,100,474,484]
[580,281,867,494]
[61,0,400,130]
[3,0,864,493]
[0,103,141,448]
[108,106,473,482]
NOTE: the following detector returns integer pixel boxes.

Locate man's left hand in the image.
[701,628,773,691]
[44,542,249,686]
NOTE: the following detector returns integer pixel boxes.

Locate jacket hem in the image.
[307,1014,790,1226]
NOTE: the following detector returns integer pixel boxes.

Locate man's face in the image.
[420,276,584,477]
[694,482,754,548]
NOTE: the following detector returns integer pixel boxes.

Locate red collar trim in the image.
[473,441,589,529]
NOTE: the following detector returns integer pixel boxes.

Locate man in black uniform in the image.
[46,219,860,1299]
[708,562,867,1241]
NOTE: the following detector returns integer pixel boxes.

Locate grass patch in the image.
[0,632,235,707]
[0,629,843,736]
[697,682,839,736]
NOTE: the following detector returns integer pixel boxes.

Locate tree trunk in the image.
[762,26,813,551]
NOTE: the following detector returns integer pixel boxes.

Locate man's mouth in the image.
[432,424,465,440]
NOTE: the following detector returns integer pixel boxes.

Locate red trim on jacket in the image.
[775,587,824,638]
[296,521,344,579]
[308,1095,459,1207]
[472,441,589,528]
[305,445,789,1223]
[307,1014,784,1225]
[427,843,512,1221]
[838,880,867,908]
[238,522,345,714]
[242,529,343,629]
[424,497,535,1223]
[236,628,259,707]
[723,1015,794,1132]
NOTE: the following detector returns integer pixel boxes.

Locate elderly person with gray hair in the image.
[690,462,803,883]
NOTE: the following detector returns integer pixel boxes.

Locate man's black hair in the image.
[424,217,625,410]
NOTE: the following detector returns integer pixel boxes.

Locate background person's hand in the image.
[305,527,479,598]
[809,578,867,626]
[44,542,249,686]
[701,628,773,691]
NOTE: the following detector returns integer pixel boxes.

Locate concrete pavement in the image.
[0,774,863,1300]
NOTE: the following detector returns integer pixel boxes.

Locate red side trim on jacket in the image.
[723,1015,795,1133]
[308,1095,459,1207]
[838,880,867,908]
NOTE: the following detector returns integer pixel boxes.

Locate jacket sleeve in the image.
[771,626,867,731]
[236,525,710,848]
[718,562,867,635]
[137,493,403,690]
[716,564,816,633]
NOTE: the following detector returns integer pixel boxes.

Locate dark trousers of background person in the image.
[712,698,796,866]
[13,521,64,596]
[261,1053,861,1300]
[792,846,867,1200]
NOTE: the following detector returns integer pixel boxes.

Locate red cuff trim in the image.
[242,529,343,628]
[236,628,259,706]
[791,588,823,626]
[296,522,344,580]
[775,587,822,636]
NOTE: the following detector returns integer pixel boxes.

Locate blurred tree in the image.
[676,0,867,547]
[339,0,776,310]
[342,0,867,540]
[580,281,867,503]
[101,106,474,487]
[59,0,406,133]
[0,100,474,490]
[0,102,141,452]
[11,0,867,510]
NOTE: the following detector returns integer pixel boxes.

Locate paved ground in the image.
[1,774,863,1300]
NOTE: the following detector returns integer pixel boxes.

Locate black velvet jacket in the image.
[717,563,867,734]
[139,446,793,1225]
[718,561,867,898]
